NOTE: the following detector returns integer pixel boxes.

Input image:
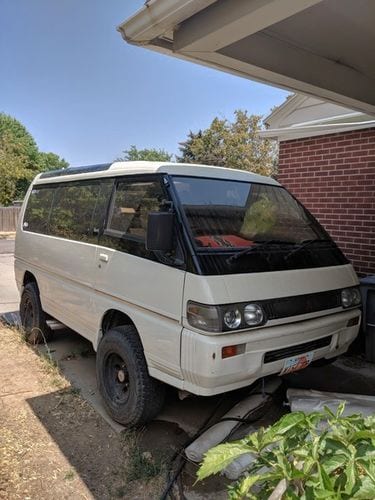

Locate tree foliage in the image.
[37,151,68,172]
[0,131,30,206]
[178,110,277,176]
[117,145,173,162]
[0,113,68,205]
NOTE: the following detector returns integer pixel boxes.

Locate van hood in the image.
[183,264,359,306]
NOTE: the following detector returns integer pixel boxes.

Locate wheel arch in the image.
[22,271,39,294]
[98,309,140,350]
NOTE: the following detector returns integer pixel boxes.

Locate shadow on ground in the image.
[3,319,236,497]
[26,386,206,499]
[34,327,240,436]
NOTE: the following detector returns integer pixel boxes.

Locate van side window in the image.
[107,180,164,241]
[49,182,101,242]
[23,187,55,234]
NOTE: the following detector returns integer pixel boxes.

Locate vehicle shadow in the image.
[23,326,234,498]
[0,311,233,435]
[283,358,375,396]
[26,386,130,499]
[34,326,237,436]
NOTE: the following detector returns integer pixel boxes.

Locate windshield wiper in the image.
[284,238,332,261]
[226,240,293,264]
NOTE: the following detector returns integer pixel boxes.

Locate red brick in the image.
[277,127,375,275]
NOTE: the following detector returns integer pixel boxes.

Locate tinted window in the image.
[107,180,165,241]
[172,176,347,275]
[23,187,55,234]
[173,176,325,248]
[49,182,102,242]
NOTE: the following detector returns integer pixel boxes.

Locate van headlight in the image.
[187,301,265,332]
[341,287,361,308]
[244,304,264,326]
[223,309,242,329]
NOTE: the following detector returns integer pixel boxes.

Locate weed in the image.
[63,469,75,481]
[127,449,167,482]
[61,347,93,361]
[121,430,168,484]
[69,387,81,397]
[40,352,58,372]
[61,352,77,361]
[115,485,126,498]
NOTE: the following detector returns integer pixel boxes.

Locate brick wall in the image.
[278,128,375,276]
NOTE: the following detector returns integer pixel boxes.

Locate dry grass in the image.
[0,231,15,239]
[0,324,169,499]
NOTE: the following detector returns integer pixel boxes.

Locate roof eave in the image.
[259,121,375,142]
[117,0,216,45]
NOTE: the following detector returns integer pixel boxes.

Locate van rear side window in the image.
[49,183,101,242]
[23,187,54,234]
[23,180,112,243]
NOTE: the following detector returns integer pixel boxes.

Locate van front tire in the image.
[20,282,52,344]
[96,326,166,427]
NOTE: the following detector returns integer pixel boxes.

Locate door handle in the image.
[99,253,109,263]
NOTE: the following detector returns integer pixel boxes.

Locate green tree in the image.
[37,151,69,172]
[178,110,277,176]
[117,145,173,162]
[0,113,68,204]
[0,131,30,205]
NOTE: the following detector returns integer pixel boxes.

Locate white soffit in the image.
[118,0,375,116]
[260,94,375,141]
[260,121,375,142]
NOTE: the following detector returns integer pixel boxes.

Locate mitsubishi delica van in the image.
[15,162,362,426]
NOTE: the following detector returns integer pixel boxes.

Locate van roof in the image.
[35,161,279,186]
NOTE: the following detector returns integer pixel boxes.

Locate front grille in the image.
[262,289,341,320]
[264,336,332,363]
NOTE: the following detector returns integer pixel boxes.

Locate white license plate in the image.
[280,352,314,375]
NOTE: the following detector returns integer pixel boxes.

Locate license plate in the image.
[280,352,314,375]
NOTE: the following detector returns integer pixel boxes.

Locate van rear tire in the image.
[96,326,166,427]
[20,282,52,344]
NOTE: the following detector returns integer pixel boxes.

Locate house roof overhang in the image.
[118,0,375,116]
[260,120,375,141]
[259,93,375,141]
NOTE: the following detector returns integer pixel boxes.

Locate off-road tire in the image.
[96,325,166,427]
[19,282,52,344]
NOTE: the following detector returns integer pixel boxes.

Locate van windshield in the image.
[171,176,348,275]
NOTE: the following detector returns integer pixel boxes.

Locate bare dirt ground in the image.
[0,325,188,500]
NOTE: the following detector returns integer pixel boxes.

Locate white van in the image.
[15,162,362,425]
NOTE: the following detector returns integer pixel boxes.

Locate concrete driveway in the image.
[0,239,19,315]
[0,238,15,254]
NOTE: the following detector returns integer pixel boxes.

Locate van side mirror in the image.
[146,212,174,252]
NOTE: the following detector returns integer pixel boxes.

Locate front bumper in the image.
[181,308,361,395]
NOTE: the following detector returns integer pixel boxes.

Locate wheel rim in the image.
[103,353,130,405]
[22,297,34,332]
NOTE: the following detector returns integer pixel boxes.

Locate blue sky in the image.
[1,1,289,166]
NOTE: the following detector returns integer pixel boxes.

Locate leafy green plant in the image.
[197,405,375,499]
